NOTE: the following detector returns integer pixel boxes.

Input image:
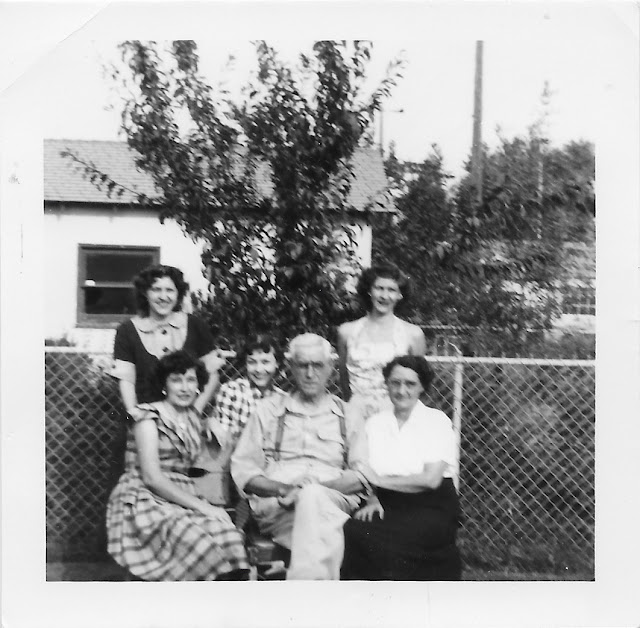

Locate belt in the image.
[167,466,209,478]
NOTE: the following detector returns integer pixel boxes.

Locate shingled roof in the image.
[44,139,394,213]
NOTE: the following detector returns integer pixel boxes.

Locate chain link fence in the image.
[45,348,594,579]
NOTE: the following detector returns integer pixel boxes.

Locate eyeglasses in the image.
[386,379,421,390]
[291,361,328,371]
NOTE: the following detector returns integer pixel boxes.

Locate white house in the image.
[44,139,394,350]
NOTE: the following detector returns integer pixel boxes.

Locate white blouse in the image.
[364,400,456,478]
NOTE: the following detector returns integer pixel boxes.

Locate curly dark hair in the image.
[238,333,282,364]
[382,355,434,392]
[356,263,412,312]
[134,265,189,316]
[155,350,209,392]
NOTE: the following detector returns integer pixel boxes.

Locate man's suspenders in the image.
[273,409,287,463]
[337,401,348,468]
[272,400,348,468]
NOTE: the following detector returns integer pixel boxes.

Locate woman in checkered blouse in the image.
[207,333,284,451]
[106,350,250,581]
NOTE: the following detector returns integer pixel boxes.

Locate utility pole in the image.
[379,107,404,158]
[471,41,484,208]
[534,81,551,238]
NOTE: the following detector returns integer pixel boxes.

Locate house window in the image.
[77,245,160,327]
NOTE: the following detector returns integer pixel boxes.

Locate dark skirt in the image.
[341,478,462,581]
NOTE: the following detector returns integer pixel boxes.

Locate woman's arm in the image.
[193,350,226,414]
[336,324,352,401]
[319,471,364,495]
[118,378,137,413]
[134,418,228,520]
[365,460,448,493]
[113,323,139,411]
[408,323,427,356]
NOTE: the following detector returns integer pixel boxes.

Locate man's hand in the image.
[277,487,300,510]
[292,474,318,488]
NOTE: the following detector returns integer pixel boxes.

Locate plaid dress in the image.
[106,401,249,581]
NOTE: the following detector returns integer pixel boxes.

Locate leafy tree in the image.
[373,132,595,356]
[372,144,455,324]
[67,40,403,347]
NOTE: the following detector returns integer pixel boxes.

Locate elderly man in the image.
[231,333,366,580]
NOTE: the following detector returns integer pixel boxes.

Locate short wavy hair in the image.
[155,350,209,392]
[134,265,189,316]
[286,333,336,363]
[382,355,434,392]
[356,263,412,312]
[238,333,282,364]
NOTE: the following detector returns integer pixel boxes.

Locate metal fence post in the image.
[449,343,464,491]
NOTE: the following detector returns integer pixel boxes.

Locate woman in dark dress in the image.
[112,264,224,412]
[341,356,462,581]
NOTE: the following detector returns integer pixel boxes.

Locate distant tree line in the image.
[373,133,595,356]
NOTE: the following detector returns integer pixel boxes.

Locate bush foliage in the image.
[69,40,404,348]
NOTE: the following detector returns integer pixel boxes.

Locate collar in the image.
[237,377,282,397]
[407,399,428,424]
[384,400,427,431]
[132,311,187,333]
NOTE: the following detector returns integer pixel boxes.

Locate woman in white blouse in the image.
[341,355,462,580]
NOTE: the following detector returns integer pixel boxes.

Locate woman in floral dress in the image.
[337,263,426,421]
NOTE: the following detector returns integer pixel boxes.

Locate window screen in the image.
[78,245,159,326]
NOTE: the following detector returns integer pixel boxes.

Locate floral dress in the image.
[106,401,249,581]
[346,316,413,420]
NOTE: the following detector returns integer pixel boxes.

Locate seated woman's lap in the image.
[342,480,461,580]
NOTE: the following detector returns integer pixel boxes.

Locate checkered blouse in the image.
[212,378,285,444]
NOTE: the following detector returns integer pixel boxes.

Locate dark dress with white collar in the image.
[113,314,215,403]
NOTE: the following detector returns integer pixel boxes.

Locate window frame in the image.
[76,244,160,328]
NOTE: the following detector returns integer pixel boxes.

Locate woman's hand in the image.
[201,349,227,375]
[197,502,232,523]
[204,416,226,444]
[354,502,384,522]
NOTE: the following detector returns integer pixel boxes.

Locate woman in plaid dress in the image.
[106,351,250,581]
